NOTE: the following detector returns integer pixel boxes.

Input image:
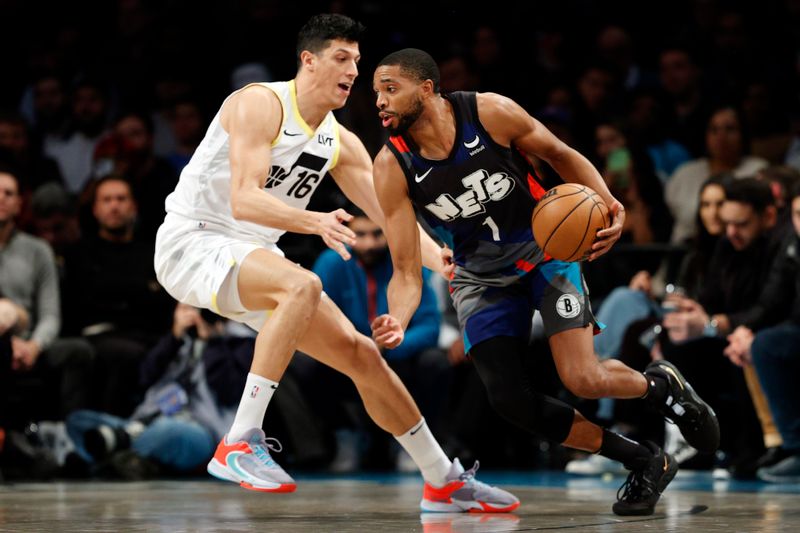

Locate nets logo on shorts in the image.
[556,294,581,318]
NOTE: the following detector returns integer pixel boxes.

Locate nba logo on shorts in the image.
[556,294,581,318]
[250,385,260,398]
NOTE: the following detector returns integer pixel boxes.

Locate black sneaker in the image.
[644,360,720,454]
[612,442,678,516]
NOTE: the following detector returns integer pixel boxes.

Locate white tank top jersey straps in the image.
[163,79,341,246]
[154,80,340,326]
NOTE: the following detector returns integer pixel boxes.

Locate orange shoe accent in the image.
[213,439,252,466]
[422,480,465,504]
[240,481,297,493]
[470,500,521,513]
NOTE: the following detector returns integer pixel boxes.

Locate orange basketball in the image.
[531,184,611,262]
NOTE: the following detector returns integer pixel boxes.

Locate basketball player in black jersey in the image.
[370,48,720,516]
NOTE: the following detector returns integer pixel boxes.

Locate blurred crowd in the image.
[1,0,800,483]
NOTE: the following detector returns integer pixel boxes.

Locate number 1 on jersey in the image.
[482,216,501,241]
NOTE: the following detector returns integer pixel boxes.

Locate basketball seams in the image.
[532,185,610,262]
[531,185,586,226]
[541,195,592,256]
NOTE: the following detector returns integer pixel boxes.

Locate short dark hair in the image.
[724,177,774,214]
[296,14,365,67]
[378,48,441,93]
[115,110,154,136]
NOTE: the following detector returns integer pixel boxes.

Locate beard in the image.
[356,246,389,269]
[387,97,424,136]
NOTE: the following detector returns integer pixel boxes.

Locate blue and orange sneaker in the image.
[206,428,296,493]
[420,459,520,513]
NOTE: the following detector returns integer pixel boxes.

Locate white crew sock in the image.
[394,418,452,487]
[227,373,278,442]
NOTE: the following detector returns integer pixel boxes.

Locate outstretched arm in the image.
[477,92,624,260]
[330,124,450,276]
[223,86,355,258]
[370,147,424,348]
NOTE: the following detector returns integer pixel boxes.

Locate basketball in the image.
[531,184,611,262]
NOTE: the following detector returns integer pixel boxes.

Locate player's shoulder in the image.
[226,83,282,112]
[476,92,524,119]
[373,144,403,173]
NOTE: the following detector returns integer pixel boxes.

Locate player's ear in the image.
[300,50,315,72]
[421,79,435,98]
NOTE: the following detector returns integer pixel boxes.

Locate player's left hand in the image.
[588,200,625,261]
[371,314,404,349]
[440,246,455,279]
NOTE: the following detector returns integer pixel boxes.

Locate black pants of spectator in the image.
[86,333,149,417]
[3,338,94,427]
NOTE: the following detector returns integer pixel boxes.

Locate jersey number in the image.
[482,216,501,241]
[287,170,320,199]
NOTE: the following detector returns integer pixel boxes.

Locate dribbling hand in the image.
[589,200,625,261]
[317,208,356,260]
[371,314,404,349]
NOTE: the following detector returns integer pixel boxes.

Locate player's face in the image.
[720,200,763,251]
[0,173,21,223]
[698,183,725,236]
[313,39,360,109]
[373,65,424,135]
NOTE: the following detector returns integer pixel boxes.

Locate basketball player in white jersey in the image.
[154,14,518,512]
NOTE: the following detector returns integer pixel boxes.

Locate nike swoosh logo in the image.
[270,384,278,390]
[414,168,432,183]
[463,134,480,149]
[283,130,303,137]
[409,421,425,435]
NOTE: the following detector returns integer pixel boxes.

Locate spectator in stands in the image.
[657,45,712,157]
[666,105,768,244]
[660,178,780,473]
[44,78,110,194]
[722,182,800,482]
[62,175,173,416]
[307,206,448,471]
[0,165,93,425]
[66,303,254,479]
[165,99,205,174]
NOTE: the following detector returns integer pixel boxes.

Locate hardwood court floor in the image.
[1,472,798,532]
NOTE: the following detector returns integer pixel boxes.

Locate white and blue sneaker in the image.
[207,428,296,492]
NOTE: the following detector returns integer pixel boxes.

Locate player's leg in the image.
[539,260,719,455]
[549,325,648,399]
[469,335,676,516]
[208,248,322,493]
[296,296,520,513]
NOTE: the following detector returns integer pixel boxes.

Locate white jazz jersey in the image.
[163,79,341,245]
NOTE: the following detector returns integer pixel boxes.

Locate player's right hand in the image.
[371,314,404,349]
[317,208,356,260]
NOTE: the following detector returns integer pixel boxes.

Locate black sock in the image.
[641,372,668,403]
[597,429,654,470]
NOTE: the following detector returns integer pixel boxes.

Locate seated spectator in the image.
[28,183,82,278]
[90,111,179,241]
[659,178,780,474]
[164,99,205,175]
[0,112,63,228]
[62,175,173,416]
[66,303,255,479]
[666,105,769,244]
[722,181,800,482]
[0,166,93,426]
[304,206,449,471]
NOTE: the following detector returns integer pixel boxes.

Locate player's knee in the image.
[348,335,389,382]
[563,368,607,400]
[284,271,322,307]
